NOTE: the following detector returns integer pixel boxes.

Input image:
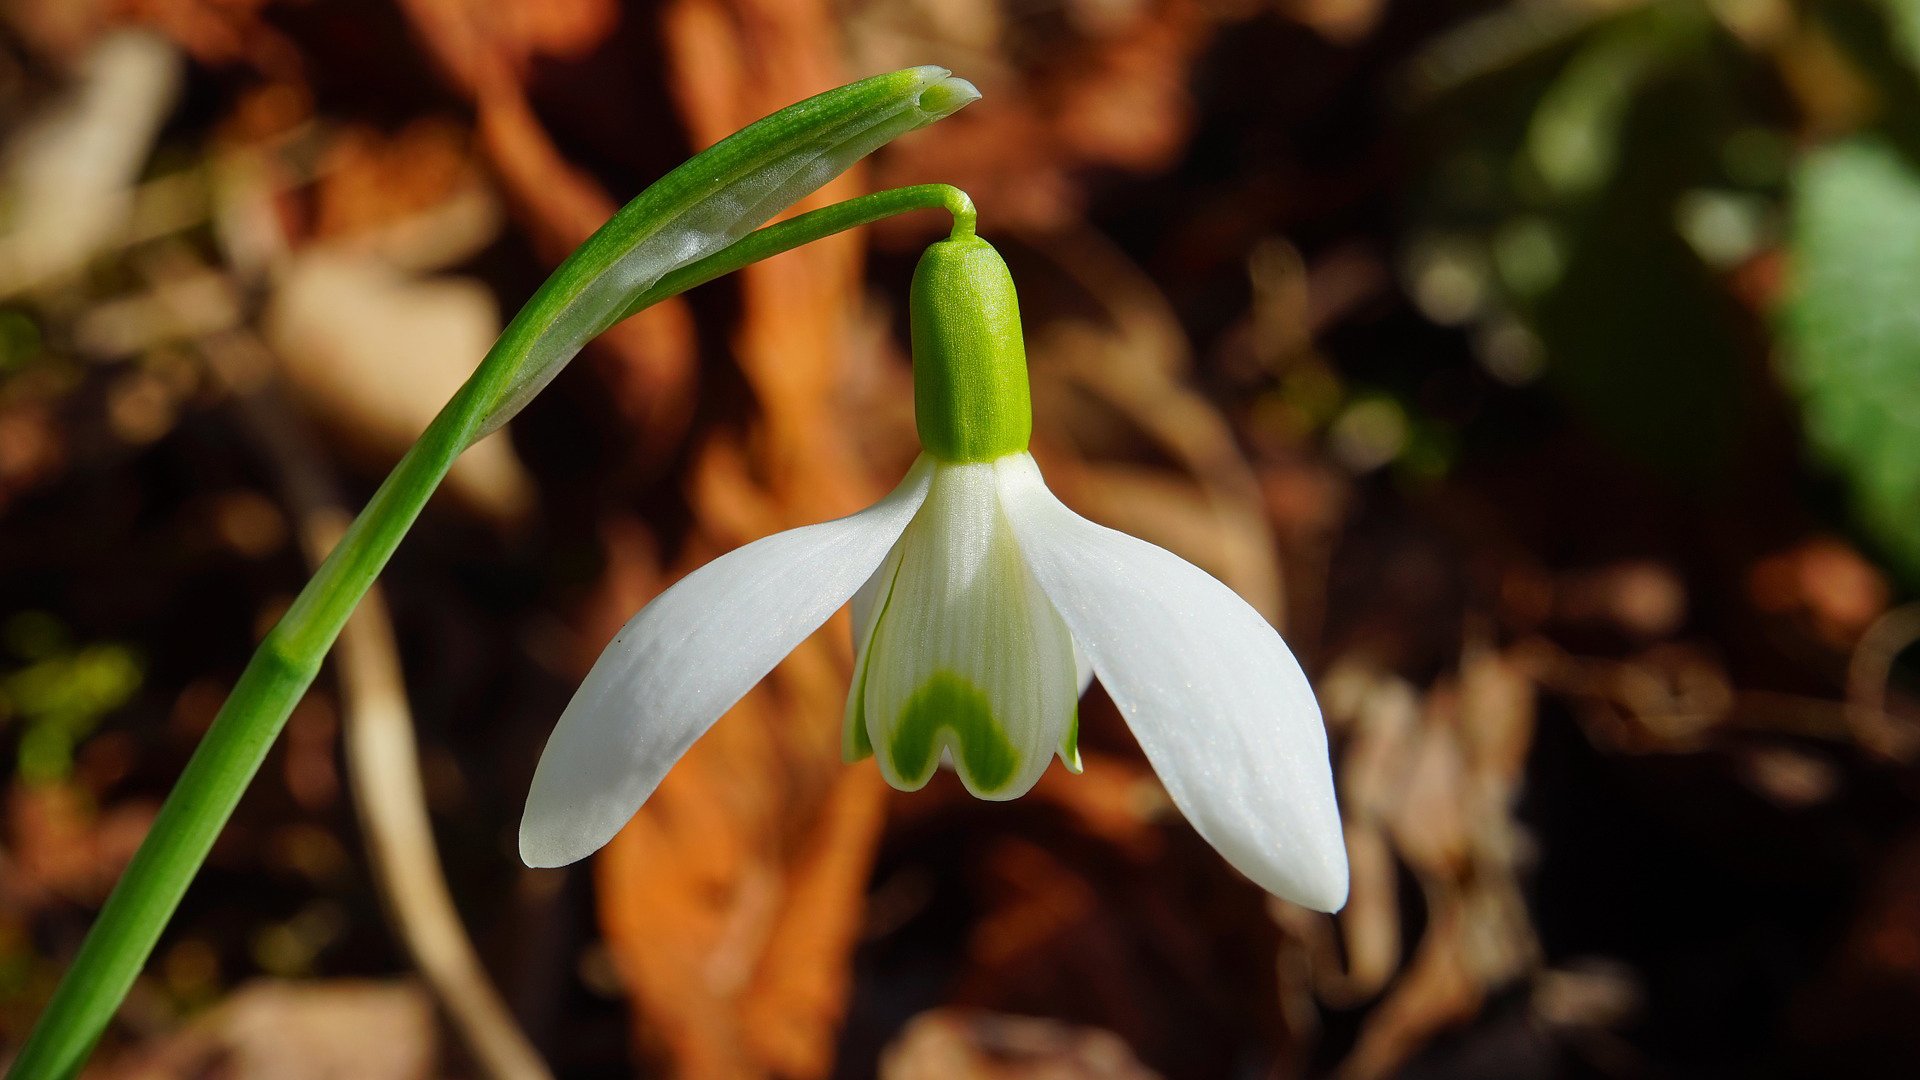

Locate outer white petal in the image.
[994,454,1348,911]
[520,456,935,867]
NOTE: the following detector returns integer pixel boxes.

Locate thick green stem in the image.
[6,183,972,1080]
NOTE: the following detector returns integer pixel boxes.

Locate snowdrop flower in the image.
[520,231,1348,911]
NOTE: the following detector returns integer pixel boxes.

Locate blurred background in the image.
[2,0,1919,1076]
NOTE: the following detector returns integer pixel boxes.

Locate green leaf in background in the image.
[1404,0,1758,481]
[1782,136,1920,581]
[0,611,142,783]
[1885,0,1920,70]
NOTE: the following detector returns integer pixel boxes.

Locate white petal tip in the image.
[1259,836,1350,913]
[1289,868,1350,914]
[517,815,597,870]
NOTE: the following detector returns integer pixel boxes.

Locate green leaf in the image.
[1781,136,1920,579]
[1884,0,1920,73]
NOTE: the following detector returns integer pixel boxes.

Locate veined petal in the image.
[520,456,936,868]
[858,461,1079,799]
[995,454,1348,911]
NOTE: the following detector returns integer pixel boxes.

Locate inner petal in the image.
[855,460,1078,799]
[842,539,905,762]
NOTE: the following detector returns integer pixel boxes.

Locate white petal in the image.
[520,456,936,867]
[859,461,1079,799]
[995,454,1348,911]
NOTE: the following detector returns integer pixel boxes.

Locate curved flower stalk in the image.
[521,231,1350,912]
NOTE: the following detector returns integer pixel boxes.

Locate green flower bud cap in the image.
[910,234,1033,462]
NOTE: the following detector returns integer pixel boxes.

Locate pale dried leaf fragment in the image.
[108,979,437,1080]
[262,250,534,522]
[881,1008,1162,1080]
[0,30,182,294]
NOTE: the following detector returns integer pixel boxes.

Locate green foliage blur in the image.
[0,612,141,783]
[1403,0,1920,579]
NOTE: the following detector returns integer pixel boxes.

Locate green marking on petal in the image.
[886,670,1018,793]
[844,694,874,762]
[843,635,876,762]
[844,545,907,765]
[1059,707,1082,774]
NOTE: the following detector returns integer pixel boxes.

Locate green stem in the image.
[611,183,975,323]
[6,183,972,1080]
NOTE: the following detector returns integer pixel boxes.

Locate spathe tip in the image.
[916,76,981,119]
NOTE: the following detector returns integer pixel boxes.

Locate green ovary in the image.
[909,236,1032,463]
[885,670,1018,792]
